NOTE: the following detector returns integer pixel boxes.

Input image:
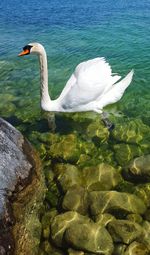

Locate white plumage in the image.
[19,43,134,115]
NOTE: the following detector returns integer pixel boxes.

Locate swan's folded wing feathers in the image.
[60,58,115,109]
[58,74,76,100]
[74,57,112,86]
[96,70,134,109]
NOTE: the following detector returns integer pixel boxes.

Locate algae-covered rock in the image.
[68,248,84,255]
[40,240,64,255]
[97,145,115,166]
[62,186,89,215]
[0,93,16,117]
[89,191,146,216]
[49,134,81,163]
[124,241,149,255]
[107,219,143,244]
[82,163,122,191]
[111,119,150,145]
[15,98,40,123]
[115,180,135,194]
[69,112,98,124]
[53,163,82,192]
[134,184,150,207]
[50,211,90,248]
[144,209,150,222]
[41,209,58,240]
[113,143,143,166]
[45,181,60,208]
[112,244,127,255]
[65,222,114,255]
[142,221,150,250]
[49,133,97,164]
[126,214,143,224]
[93,213,115,226]
[86,119,109,143]
[29,131,60,146]
[125,155,150,182]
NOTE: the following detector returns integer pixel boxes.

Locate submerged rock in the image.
[126,214,143,224]
[65,222,114,255]
[82,163,122,191]
[40,240,64,255]
[68,248,84,255]
[86,119,109,143]
[107,219,143,244]
[0,118,45,255]
[111,119,150,144]
[113,143,143,166]
[112,244,127,255]
[134,184,150,207]
[53,163,82,192]
[51,211,90,248]
[142,221,150,250]
[49,134,81,163]
[48,133,98,164]
[62,185,89,215]
[93,213,115,226]
[89,191,146,216]
[125,155,150,182]
[0,94,16,118]
[124,241,149,255]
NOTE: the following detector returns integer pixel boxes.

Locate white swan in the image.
[19,43,133,128]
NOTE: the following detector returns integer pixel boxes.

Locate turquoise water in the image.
[0,0,150,128]
[0,1,150,253]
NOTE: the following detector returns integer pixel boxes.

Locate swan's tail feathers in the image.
[95,69,134,110]
[114,69,134,92]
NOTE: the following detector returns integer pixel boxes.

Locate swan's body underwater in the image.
[19,42,134,129]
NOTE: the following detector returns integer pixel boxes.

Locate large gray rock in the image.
[0,118,45,255]
[89,191,146,216]
[0,118,31,216]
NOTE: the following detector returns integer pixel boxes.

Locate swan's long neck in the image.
[39,48,52,110]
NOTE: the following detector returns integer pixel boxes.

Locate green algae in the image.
[113,143,143,166]
[111,119,150,145]
[0,93,16,117]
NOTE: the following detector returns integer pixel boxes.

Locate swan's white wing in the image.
[95,70,134,110]
[60,58,121,109]
[58,74,76,100]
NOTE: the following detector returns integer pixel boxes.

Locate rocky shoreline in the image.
[0,114,150,255]
[0,118,45,255]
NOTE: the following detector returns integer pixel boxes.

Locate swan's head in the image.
[18,42,45,56]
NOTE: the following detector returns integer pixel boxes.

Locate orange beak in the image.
[18,49,30,56]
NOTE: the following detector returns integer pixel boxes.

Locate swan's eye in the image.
[23,45,33,52]
[18,45,33,56]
